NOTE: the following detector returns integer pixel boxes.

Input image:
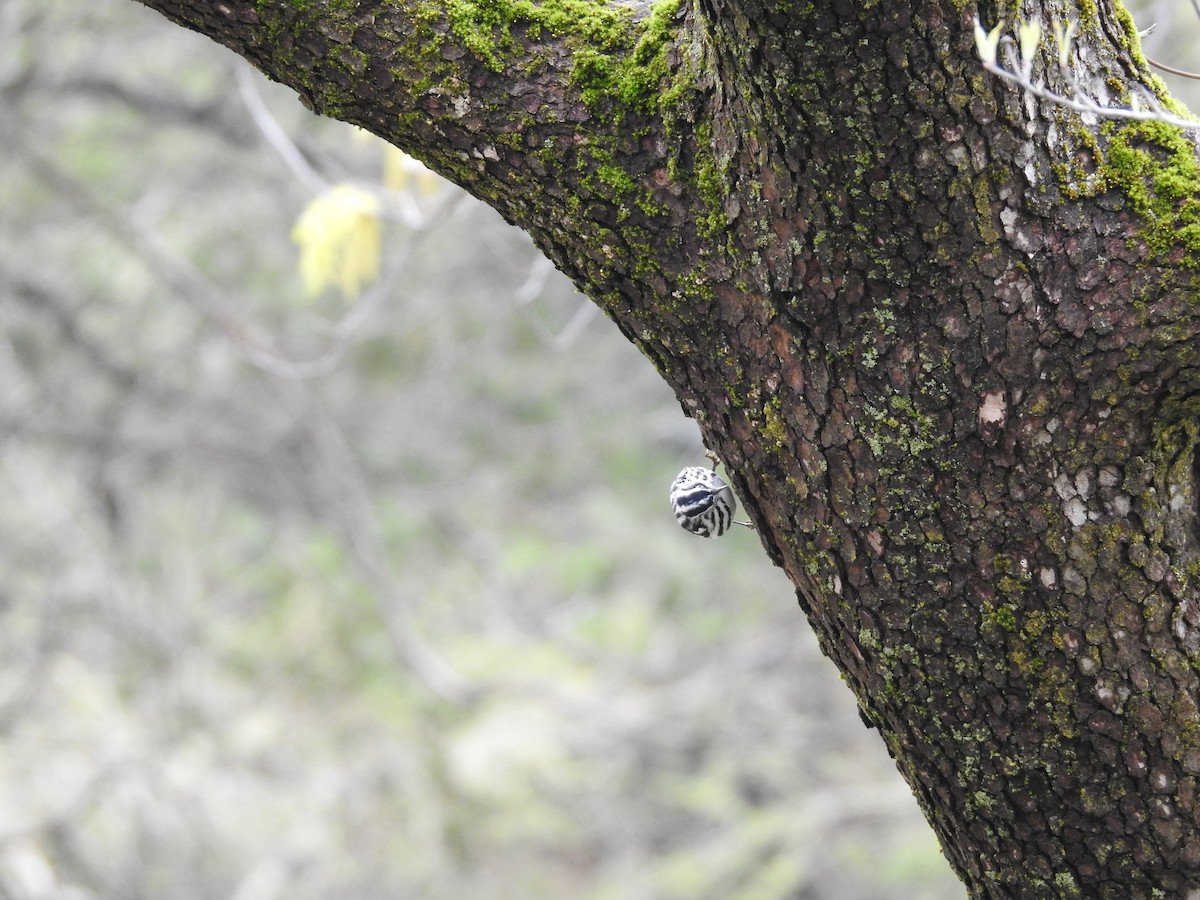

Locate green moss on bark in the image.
[1056,119,1200,270]
[444,0,635,71]
[1103,121,1200,265]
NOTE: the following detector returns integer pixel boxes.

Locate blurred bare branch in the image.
[236,62,327,196]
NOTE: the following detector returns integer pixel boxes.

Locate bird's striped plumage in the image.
[669,466,738,537]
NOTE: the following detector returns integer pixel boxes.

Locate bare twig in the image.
[1146,56,1200,81]
[980,37,1200,132]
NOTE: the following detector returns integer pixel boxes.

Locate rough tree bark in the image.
[131,0,1200,895]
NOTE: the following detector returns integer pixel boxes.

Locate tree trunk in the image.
[131,0,1200,894]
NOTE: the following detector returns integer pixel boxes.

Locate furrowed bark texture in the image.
[134,0,1200,895]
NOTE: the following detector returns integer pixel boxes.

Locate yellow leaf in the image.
[290,184,381,301]
[383,145,443,195]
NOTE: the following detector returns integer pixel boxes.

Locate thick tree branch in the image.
[134,0,712,298]
[125,0,1200,895]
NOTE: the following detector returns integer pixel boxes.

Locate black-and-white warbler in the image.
[669,465,749,537]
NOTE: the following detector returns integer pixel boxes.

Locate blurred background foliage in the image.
[1,1,1193,897]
